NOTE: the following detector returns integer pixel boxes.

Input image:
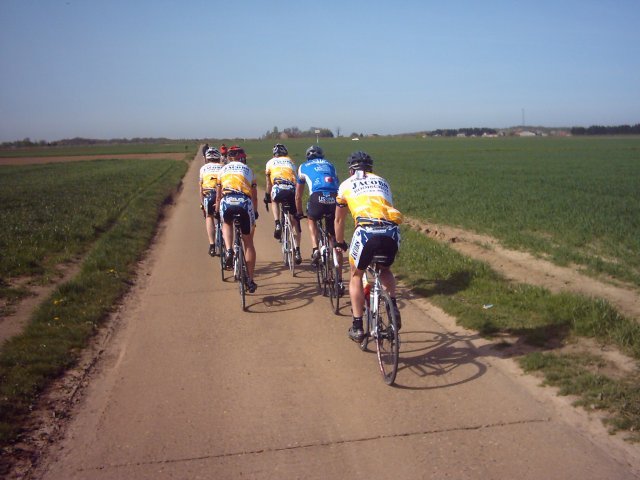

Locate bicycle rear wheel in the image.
[217,223,226,281]
[360,302,371,352]
[376,290,400,385]
[281,220,290,268]
[328,248,340,314]
[287,220,296,276]
[220,247,226,281]
[314,245,323,291]
[236,242,246,310]
[214,221,224,256]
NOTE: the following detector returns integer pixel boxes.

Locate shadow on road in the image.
[242,261,320,313]
[391,330,488,390]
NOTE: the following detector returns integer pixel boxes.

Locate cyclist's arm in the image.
[295,181,305,214]
[265,172,272,193]
[215,183,222,213]
[251,183,258,211]
[334,205,348,245]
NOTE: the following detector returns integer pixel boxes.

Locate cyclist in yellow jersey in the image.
[215,146,259,293]
[334,151,403,342]
[264,143,302,264]
[199,147,224,256]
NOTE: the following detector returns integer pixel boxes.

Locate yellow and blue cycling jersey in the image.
[199,162,223,192]
[265,156,297,185]
[336,170,403,226]
[217,161,256,197]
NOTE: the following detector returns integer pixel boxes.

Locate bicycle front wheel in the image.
[376,290,400,385]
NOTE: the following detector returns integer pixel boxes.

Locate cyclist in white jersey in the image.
[200,147,224,256]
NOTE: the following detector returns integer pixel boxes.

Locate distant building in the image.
[518,130,536,137]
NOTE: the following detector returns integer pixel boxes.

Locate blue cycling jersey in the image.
[297,158,340,195]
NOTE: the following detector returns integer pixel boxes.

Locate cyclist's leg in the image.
[240,200,257,287]
[205,214,215,245]
[243,231,256,281]
[350,265,366,318]
[204,192,216,247]
[324,204,343,283]
[376,234,401,326]
[348,265,366,341]
[307,215,319,248]
[379,267,396,297]
[306,194,325,261]
[220,198,234,250]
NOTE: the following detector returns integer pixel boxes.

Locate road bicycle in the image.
[228,214,249,310]
[314,214,343,314]
[266,198,301,276]
[359,254,400,385]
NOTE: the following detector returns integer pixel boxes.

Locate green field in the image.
[0,153,188,445]
[0,142,198,158]
[239,136,640,288]
[0,157,188,308]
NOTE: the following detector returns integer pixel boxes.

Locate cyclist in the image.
[215,145,259,293]
[202,143,209,161]
[265,143,302,264]
[199,147,224,256]
[295,145,344,289]
[334,151,403,342]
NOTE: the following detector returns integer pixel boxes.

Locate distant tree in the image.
[335,126,341,137]
[284,127,302,138]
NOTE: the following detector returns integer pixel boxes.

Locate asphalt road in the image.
[38,153,638,479]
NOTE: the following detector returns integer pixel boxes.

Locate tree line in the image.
[262,126,334,140]
[570,124,640,135]
[1,137,180,148]
[429,127,498,137]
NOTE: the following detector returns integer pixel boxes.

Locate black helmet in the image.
[272,144,288,157]
[347,151,373,171]
[305,145,324,160]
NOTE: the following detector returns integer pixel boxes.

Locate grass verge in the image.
[520,352,640,442]
[0,159,187,448]
[396,225,640,439]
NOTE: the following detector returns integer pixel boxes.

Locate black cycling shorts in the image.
[306,192,337,236]
[350,225,400,271]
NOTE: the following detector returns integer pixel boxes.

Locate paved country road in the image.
[34,152,638,479]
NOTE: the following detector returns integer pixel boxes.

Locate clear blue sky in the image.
[1,0,639,141]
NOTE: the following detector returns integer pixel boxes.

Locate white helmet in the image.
[205,147,221,161]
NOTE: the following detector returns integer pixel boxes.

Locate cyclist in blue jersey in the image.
[295,145,344,289]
